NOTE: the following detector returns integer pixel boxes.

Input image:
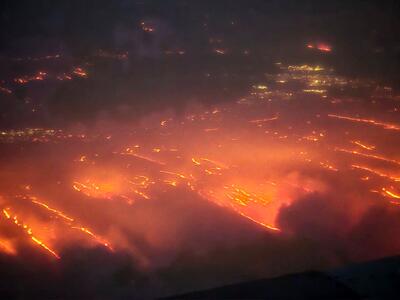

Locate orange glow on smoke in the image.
[1,62,399,263]
[2,208,60,259]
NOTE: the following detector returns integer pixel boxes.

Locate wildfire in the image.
[14,71,47,84]
[2,208,60,259]
[233,209,281,232]
[382,188,400,199]
[31,198,75,222]
[306,43,332,52]
[225,185,271,207]
[72,67,88,77]
[336,148,400,166]
[351,141,376,151]
[31,236,61,259]
[72,227,114,252]
[249,116,279,124]
[352,165,400,182]
[328,114,400,131]
[1,61,399,265]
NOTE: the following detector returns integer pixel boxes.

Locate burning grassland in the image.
[0,63,399,297]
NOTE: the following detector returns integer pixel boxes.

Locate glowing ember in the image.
[307,42,332,52]
[72,227,114,252]
[328,114,400,131]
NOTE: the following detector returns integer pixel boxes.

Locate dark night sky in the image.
[0,0,399,128]
[1,0,399,55]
